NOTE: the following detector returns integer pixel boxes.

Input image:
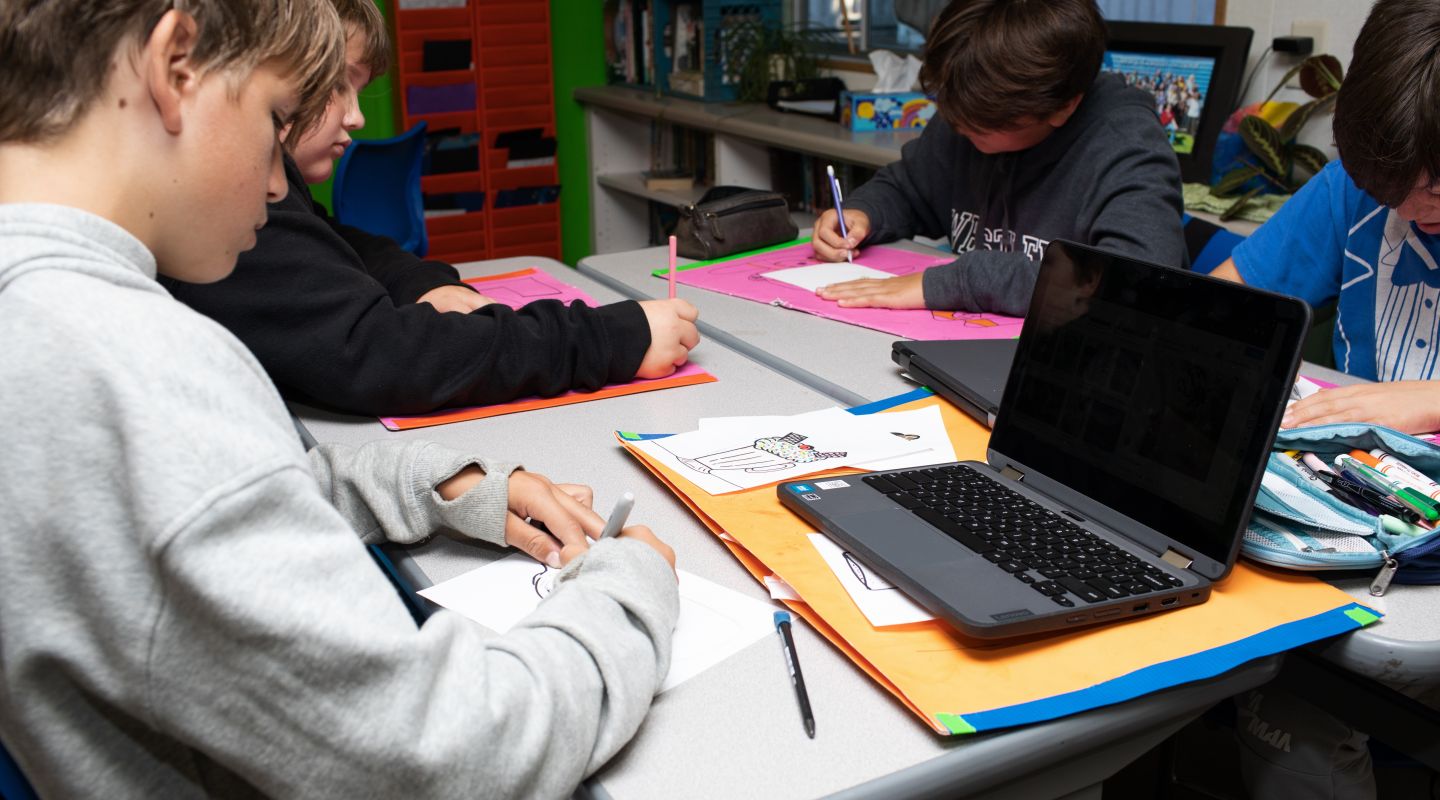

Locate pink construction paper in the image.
[464,267,596,306]
[673,242,1024,341]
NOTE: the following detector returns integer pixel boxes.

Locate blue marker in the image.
[826,164,854,263]
[774,611,816,738]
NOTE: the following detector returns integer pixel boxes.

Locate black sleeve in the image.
[309,199,467,304]
[164,204,651,417]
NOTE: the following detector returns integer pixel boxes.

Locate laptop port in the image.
[1161,597,1178,607]
[1065,615,1086,624]
[1132,603,1150,612]
[1094,608,1122,619]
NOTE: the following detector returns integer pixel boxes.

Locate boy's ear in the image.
[1045,94,1085,129]
[142,9,202,135]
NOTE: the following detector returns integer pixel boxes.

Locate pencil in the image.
[668,235,677,299]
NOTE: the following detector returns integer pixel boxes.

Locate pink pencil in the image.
[668,235,677,299]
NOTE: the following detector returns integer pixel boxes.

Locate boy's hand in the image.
[419,285,494,314]
[503,471,607,567]
[560,524,678,577]
[816,271,926,309]
[812,208,871,262]
[1281,380,1440,434]
[636,299,701,378]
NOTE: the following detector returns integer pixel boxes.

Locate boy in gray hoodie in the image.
[0,2,678,798]
[814,0,1186,316]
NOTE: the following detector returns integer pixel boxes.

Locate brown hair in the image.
[919,0,1106,133]
[331,0,390,79]
[0,0,346,144]
[1333,0,1440,208]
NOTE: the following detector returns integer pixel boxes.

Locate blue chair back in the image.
[0,738,37,800]
[332,121,428,258]
[1182,212,1246,274]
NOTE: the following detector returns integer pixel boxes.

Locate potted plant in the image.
[1211,54,1344,220]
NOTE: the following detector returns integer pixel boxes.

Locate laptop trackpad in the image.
[838,508,980,569]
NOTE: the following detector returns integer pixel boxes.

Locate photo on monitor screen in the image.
[1102,51,1218,155]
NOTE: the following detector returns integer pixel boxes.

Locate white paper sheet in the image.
[636,407,926,494]
[759,262,893,293]
[808,533,934,627]
[763,575,802,601]
[418,554,776,692]
[702,407,957,473]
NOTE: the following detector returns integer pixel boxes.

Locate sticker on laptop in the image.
[789,484,815,493]
[815,479,850,490]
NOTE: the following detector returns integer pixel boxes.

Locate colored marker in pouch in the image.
[1336,455,1438,523]
[1363,449,1440,501]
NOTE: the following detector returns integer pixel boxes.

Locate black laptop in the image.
[893,339,1017,428]
[780,241,1310,639]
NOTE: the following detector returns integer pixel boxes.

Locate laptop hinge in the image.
[1161,549,1194,570]
[999,465,1024,482]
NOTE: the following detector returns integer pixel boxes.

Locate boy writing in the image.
[813,0,1186,316]
[1212,0,1440,436]
[162,0,700,417]
[0,1,679,796]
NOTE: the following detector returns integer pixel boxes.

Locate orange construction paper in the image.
[619,394,1370,734]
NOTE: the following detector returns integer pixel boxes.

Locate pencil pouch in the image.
[1243,423,1440,595]
[673,190,799,261]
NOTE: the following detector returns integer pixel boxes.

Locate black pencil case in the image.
[672,190,799,261]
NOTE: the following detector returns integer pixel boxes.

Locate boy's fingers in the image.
[504,513,562,568]
[550,485,606,540]
[679,321,700,350]
[553,482,594,508]
[671,298,699,321]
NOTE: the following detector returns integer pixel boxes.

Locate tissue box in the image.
[840,91,937,131]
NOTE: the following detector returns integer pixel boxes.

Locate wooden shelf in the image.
[596,172,708,207]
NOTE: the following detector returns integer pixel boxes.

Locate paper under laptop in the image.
[781,241,1311,639]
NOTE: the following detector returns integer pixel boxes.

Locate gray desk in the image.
[580,244,1440,721]
[291,256,1280,799]
[578,239,936,407]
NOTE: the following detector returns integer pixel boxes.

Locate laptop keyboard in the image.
[861,465,1183,608]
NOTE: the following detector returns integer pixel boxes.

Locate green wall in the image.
[309,0,399,211]
[551,0,605,265]
[311,0,601,265]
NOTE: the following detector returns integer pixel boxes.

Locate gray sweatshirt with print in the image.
[846,73,1187,316]
[0,204,679,799]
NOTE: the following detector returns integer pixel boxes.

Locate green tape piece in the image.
[617,431,640,441]
[649,237,811,278]
[935,713,976,735]
[1345,607,1381,627]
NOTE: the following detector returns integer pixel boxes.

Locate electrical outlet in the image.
[1287,20,1329,88]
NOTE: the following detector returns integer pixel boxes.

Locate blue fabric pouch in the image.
[1244,423,1440,595]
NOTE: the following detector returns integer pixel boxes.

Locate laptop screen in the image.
[989,241,1309,567]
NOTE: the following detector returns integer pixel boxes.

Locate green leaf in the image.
[1300,54,1344,98]
[1213,164,1264,197]
[1221,186,1265,222]
[1278,94,1335,142]
[1292,144,1329,177]
[1239,116,1286,176]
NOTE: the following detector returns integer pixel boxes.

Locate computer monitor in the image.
[1104,21,1253,184]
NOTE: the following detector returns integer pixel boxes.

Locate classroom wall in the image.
[551,0,606,266]
[1219,0,1370,159]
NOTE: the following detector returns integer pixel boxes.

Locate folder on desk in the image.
[617,389,1380,735]
[378,268,717,431]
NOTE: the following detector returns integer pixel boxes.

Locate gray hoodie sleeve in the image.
[148,463,679,799]
[306,440,517,548]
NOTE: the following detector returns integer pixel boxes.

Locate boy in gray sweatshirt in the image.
[814,0,1186,316]
[0,2,678,798]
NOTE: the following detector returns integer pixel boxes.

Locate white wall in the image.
[1225,0,1374,157]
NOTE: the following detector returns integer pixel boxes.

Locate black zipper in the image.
[700,197,787,217]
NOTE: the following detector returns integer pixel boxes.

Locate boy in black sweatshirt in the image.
[815,0,1186,316]
[164,0,700,417]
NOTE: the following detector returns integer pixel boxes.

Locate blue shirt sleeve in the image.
[1230,160,1356,308]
